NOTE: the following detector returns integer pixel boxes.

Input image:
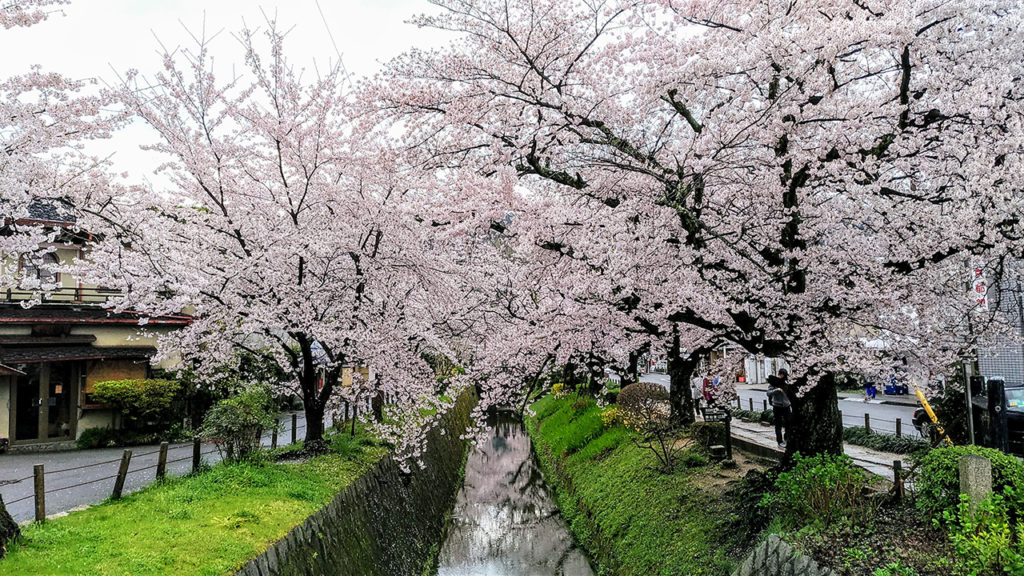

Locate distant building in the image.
[977,279,1024,388]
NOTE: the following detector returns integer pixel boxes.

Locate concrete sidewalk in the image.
[728,418,908,482]
[736,383,919,407]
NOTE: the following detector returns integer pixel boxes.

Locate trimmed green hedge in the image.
[842,426,929,455]
[913,445,1024,517]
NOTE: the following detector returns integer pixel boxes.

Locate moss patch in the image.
[527,394,752,576]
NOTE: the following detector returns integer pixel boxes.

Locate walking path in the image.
[0,411,308,524]
[728,417,909,482]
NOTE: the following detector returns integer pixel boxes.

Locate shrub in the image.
[691,421,726,449]
[618,382,685,471]
[201,386,279,462]
[600,406,620,428]
[76,427,116,449]
[913,445,1024,517]
[761,452,871,528]
[941,490,1024,576]
[93,379,183,428]
[731,409,774,425]
[75,424,188,449]
[843,426,929,455]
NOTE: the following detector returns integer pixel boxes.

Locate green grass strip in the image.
[0,430,386,576]
[527,394,745,576]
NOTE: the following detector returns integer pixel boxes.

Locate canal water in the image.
[436,416,595,576]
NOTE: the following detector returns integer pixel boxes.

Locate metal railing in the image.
[1,286,120,305]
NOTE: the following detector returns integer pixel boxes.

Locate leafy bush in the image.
[941,490,1024,576]
[732,408,774,424]
[914,445,1024,517]
[761,452,871,528]
[690,421,726,449]
[843,426,929,455]
[93,379,183,429]
[201,386,279,462]
[600,406,620,428]
[618,382,685,471]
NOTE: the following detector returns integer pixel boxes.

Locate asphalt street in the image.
[638,372,921,437]
[0,411,309,524]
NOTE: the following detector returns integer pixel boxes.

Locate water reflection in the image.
[437,416,594,576]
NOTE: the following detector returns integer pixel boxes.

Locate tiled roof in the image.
[24,199,76,224]
[0,346,155,364]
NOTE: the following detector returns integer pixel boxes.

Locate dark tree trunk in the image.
[563,361,579,392]
[0,496,19,559]
[666,332,700,427]
[303,398,326,444]
[620,350,640,387]
[784,372,843,463]
[371,392,384,423]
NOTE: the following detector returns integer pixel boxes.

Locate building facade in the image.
[0,203,190,448]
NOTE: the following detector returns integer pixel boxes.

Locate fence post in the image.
[271,424,278,449]
[156,442,169,480]
[736,397,741,409]
[748,398,754,411]
[192,437,201,472]
[291,413,298,444]
[724,415,733,461]
[112,450,132,500]
[33,464,45,523]
[893,460,905,503]
[763,399,767,412]
[864,413,871,433]
[896,418,902,438]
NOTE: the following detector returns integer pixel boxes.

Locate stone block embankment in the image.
[235,391,475,576]
[732,534,835,576]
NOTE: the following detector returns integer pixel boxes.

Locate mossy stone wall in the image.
[235,391,475,576]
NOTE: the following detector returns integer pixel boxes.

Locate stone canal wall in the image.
[235,391,475,576]
[731,535,835,576]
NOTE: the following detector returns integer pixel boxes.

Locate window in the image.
[19,253,60,288]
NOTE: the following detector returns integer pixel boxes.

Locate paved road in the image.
[0,411,309,524]
[638,373,921,437]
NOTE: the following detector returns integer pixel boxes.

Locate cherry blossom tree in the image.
[82,23,471,451]
[0,0,120,292]
[377,0,1024,457]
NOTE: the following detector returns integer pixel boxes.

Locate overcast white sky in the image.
[0,0,450,185]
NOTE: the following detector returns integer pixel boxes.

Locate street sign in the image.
[704,409,730,423]
[971,267,988,311]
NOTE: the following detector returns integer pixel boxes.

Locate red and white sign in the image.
[971,267,988,311]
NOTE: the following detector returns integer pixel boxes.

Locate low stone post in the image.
[960,454,992,515]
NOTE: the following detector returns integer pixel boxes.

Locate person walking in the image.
[691,377,703,416]
[766,369,792,448]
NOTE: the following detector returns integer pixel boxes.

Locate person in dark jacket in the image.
[766,369,792,447]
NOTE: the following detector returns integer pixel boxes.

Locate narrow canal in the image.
[436,416,594,576]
